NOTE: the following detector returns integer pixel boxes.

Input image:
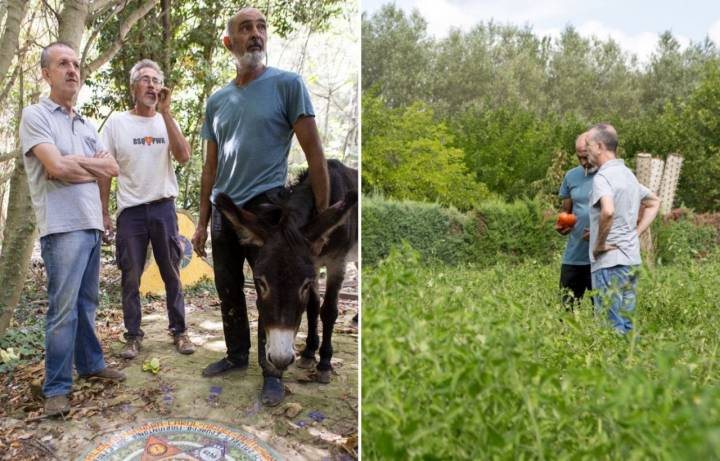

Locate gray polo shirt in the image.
[19,97,104,237]
[589,159,651,272]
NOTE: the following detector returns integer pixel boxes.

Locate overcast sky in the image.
[362,0,720,63]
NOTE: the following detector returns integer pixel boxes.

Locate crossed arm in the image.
[32,143,119,182]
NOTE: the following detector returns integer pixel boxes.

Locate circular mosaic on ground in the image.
[78,419,282,461]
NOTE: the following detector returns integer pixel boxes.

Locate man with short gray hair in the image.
[20,41,125,417]
[586,123,660,333]
[100,58,194,359]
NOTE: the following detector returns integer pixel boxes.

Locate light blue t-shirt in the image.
[201,67,315,206]
[559,165,594,265]
[589,159,651,272]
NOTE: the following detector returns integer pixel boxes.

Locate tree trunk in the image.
[0,155,36,334]
[57,0,90,51]
[0,0,29,86]
[0,63,35,335]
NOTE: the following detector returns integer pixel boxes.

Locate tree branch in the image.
[82,0,159,79]
[89,0,119,15]
[0,63,19,105]
[81,0,129,68]
[0,0,30,86]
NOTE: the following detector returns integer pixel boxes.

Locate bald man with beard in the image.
[556,132,597,308]
[191,7,329,406]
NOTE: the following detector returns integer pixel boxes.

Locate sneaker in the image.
[120,337,141,359]
[44,395,70,416]
[260,377,285,406]
[80,367,126,382]
[201,357,248,377]
[174,333,196,355]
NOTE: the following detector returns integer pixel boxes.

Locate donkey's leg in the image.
[298,284,321,369]
[317,261,345,383]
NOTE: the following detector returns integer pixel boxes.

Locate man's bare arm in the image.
[594,195,615,256]
[157,87,191,164]
[191,140,218,257]
[294,116,329,212]
[32,143,98,183]
[637,192,660,235]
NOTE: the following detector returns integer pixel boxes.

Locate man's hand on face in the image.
[157,87,172,114]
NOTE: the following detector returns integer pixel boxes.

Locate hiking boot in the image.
[174,333,196,355]
[120,337,141,359]
[201,357,248,377]
[80,367,126,382]
[260,376,285,406]
[44,395,70,417]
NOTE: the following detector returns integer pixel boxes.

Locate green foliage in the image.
[0,324,44,374]
[362,93,490,210]
[361,195,477,267]
[451,106,585,199]
[363,247,720,460]
[655,217,718,265]
[362,195,566,267]
[362,6,720,211]
[474,197,564,262]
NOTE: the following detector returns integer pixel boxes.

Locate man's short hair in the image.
[129,59,164,87]
[40,41,75,69]
[589,123,618,153]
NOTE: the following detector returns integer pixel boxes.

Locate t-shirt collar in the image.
[40,96,85,123]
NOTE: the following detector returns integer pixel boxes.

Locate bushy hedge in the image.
[362,195,477,266]
[362,195,564,266]
[363,195,720,267]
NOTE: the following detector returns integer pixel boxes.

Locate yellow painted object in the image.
[139,210,214,295]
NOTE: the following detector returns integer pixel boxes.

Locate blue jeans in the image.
[592,265,639,334]
[41,229,106,397]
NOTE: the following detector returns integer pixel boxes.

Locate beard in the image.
[234,50,265,72]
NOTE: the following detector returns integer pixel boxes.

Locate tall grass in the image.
[362,244,720,460]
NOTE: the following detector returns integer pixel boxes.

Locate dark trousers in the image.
[116,198,185,338]
[211,189,282,377]
[560,264,592,307]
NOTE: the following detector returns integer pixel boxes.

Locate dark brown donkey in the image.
[214,159,358,384]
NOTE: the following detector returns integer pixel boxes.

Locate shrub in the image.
[362,195,476,266]
[655,216,718,265]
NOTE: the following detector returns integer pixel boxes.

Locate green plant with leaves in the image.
[363,245,720,459]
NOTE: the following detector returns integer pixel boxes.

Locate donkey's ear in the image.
[303,190,357,255]
[215,193,267,246]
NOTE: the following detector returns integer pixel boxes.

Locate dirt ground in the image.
[0,256,358,460]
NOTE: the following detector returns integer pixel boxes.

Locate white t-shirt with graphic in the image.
[102,111,180,214]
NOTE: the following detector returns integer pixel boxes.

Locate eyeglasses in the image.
[136,76,163,86]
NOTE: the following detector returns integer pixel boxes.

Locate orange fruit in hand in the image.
[557,212,577,228]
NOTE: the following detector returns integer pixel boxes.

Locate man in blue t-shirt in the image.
[556,132,596,308]
[191,7,329,406]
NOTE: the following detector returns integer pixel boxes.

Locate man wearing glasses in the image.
[556,131,596,308]
[100,59,195,359]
